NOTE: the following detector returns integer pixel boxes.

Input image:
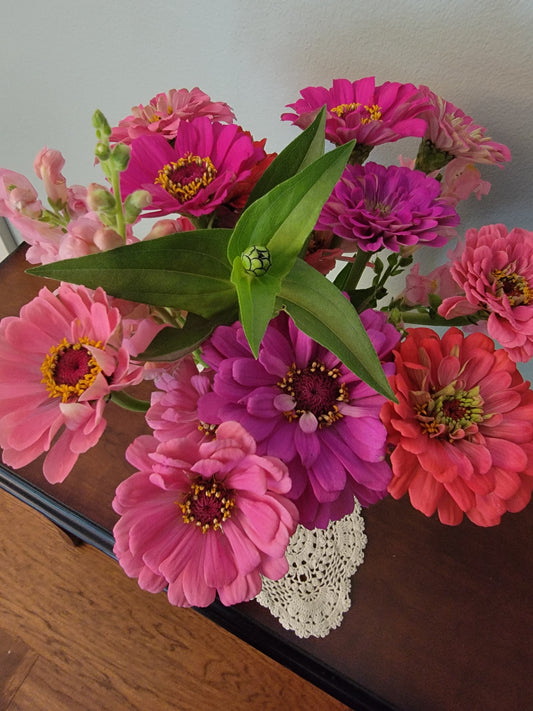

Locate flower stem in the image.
[110,390,150,412]
[343,248,370,292]
[399,310,484,328]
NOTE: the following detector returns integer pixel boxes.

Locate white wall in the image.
[1,0,531,235]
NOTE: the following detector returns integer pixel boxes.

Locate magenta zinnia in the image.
[119,118,268,218]
[439,224,533,362]
[281,77,432,151]
[197,311,400,529]
[381,327,533,526]
[112,421,299,607]
[315,162,460,252]
[0,284,161,483]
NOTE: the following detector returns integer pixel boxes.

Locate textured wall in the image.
[1,0,531,234]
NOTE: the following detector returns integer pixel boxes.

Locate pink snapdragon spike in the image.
[315,162,460,253]
[33,147,68,206]
[381,327,533,526]
[197,310,400,529]
[438,159,491,206]
[418,86,511,166]
[119,118,268,218]
[439,224,533,362]
[281,77,433,150]
[112,420,299,607]
[110,87,236,145]
[402,262,461,307]
[0,284,162,484]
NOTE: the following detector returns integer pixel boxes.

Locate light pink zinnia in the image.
[381,327,533,526]
[119,118,268,218]
[439,224,533,362]
[418,86,511,166]
[110,87,235,145]
[0,284,161,483]
[198,310,400,529]
[281,77,433,149]
[112,421,299,607]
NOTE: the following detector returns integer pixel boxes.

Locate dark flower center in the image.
[41,337,102,403]
[155,152,217,203]
[491,267,532,306]
[277,361,349,427]
[415,386,487,440]
[179,476,234,533]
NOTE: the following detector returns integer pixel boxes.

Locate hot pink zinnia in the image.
[112,421,299,607]
[418,86,511,166]
[281,77,433,149]
[110,87,235,144]
[197,310,400,529]
[119,118,268,218]
[439,224,533,362]
[315,162,460,252]
[0,284,161,483]
[382,327,533,526]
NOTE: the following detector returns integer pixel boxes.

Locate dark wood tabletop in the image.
[1,246,532,711]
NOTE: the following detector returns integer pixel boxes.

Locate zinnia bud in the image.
[240,245,272,276]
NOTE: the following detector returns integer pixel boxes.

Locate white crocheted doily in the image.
[255,501,367,638]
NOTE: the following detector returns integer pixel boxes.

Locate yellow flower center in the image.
[154,153,217,203]
[415,386,488,440]
[360,104,383,124]
[491,267,532,306]
[178,476,234,533]
[330,102,360,118]
[41,337,103,403]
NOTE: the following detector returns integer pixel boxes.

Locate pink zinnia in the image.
[381,327,533,526]
[439,224,533,362]
[110,87,235,144]
[281,77,432,148]
[112,421,299,607]
[197,310,400,529]
[0,284,161,483]
[418,86,511,166]
[119,118,268,218]
[315,162,460,253]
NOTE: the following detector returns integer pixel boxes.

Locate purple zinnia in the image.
[315,162,460,253]
[197,310,400,529]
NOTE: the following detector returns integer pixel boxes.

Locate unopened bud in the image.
[94,142,111,161]
[124,190,152,223]
[241,245,272,276]
[110,143,131,172]
[92,109,112,138]
[87,183,116,212]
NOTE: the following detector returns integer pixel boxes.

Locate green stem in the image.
[399,310,485,328]
[343,248,370,292]
[110,390,150,412]
[110,169,126,241]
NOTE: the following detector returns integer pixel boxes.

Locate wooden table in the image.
[1,246,531,711]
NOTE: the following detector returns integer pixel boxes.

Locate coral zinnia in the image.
[281,77,432,153]
[381,327,533,526]
[438,224,533,362]
[0,284,161,483]
[315,162,460,253]
[197,310,400,529]
[110,87,235,144]
[112,421,299,607]
[119,118,268,218]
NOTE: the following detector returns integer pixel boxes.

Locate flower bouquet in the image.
[1,77,532,614]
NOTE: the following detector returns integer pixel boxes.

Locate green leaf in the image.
[243,106,327,208]
[230,257,281,357]
[28,230,236,319]
[277,259,396,401]
[227,140,354,278]
[139,309,237,361]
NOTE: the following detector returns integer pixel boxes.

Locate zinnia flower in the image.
[381,327,533,526]
[281,77,432,151]
[197,310,400,529]
[0,284,161,483]
[112,420,299,607]
[439,224,533,362]
[417,86,511,168]
[119,118,268,218]
[110,87,235,144]
[315,162,460,253]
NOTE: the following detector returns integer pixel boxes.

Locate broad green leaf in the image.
[243,107,327,208]
[28,229,236,319]
[227,139,354,277]
[277,259,396,401]
[139,309,237,361]
[230,256,281,357]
